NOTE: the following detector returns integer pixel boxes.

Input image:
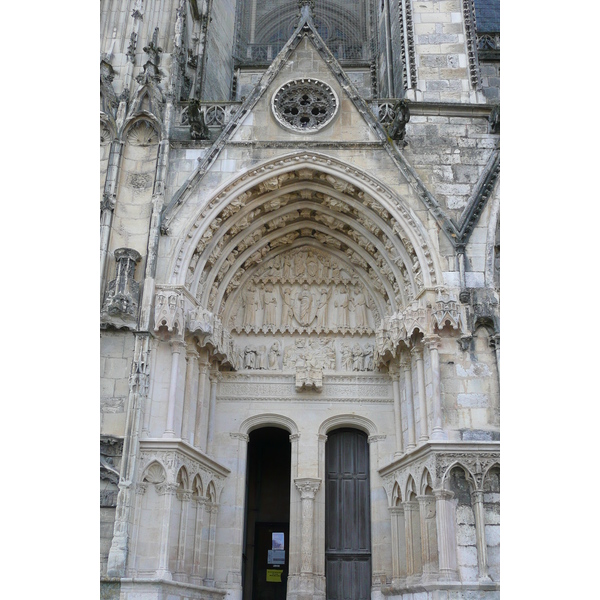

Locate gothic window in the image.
[234,0,373,65]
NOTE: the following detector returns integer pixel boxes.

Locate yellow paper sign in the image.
[266,569,282,582]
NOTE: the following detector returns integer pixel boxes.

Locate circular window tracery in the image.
[272,79,338,133]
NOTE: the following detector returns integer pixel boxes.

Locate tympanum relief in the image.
[226,247,377,335]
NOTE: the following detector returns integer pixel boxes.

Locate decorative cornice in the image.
[139,439,231,478]
[378,441,500,478]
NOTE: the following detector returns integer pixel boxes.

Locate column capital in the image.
[410,345,424,360]
[135,482,148,495]
[399,356,412,371]
[230,432,249,443]
[368,434,386,444]
[424,335,442,351]
[389,506,404,515]
[156,482,179,496]
[170,339,186,352]
[289,433,301,442]
[433,488,455,501]
[186,346,200,360]
[295,477,321,499]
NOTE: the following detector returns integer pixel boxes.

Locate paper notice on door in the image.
[266,569,283,582]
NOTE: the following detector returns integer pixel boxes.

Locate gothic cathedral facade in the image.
[100,2,500,600]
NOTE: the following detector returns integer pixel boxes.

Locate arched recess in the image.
[168,153,443,321]
[318,414,378,438]
[239,413,299,437]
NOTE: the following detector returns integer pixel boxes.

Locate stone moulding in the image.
[138,439,231,481]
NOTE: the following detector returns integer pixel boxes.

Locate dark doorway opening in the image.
[243,427,291,600]
[325,428,371,600]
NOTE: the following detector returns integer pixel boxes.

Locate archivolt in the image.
[169,153,442,317]
[239,413,299,436]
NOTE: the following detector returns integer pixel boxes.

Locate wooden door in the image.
[325,429,371,600]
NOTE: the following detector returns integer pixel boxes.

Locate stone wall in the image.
[101,330,136,437]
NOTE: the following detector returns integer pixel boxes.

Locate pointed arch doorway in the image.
[243,427,291,600]
[325,428,371,600]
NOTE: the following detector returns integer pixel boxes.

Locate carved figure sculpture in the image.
[352,342,363,371]
[363,344,374,371]
[352,288,369,328]
[341,343,353,371]
[256,345,267,370]
[244,345,256,369]
[316,287,332,328]
[242,285,260,327]
[263,284,278,327]
[334,285,349,328]
[296,284,315,326]
[268,342,281,370]
[281,286,294,327]
[282,254,292,280]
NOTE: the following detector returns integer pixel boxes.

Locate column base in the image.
[287,574,326,600]
[429,428,447,441]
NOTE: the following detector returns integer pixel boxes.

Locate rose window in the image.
[272,79,338,132]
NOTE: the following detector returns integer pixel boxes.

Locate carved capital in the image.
[424,335,441,352]
[433,488,455,501]
[410,345,423,361]
[135,483,148,496]
[156,482,179,496]
[230,432,249,443]
[295,478,321,499]
[368,434,386,444]
[289,433,301,442]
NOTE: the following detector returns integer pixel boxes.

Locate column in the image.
[181,347,199,442]
[126,483,147,577]
[194,357,210,450]
[190,496,206,585]
[206,370,219,452]
[228,432,249,586]
[391,368,404,457]
[425,336,446,440]
[204,503,219,585]
[156,482,178,579]
[417,495,437,580]
[294,478,321,575]
[434,489,459,582]
[412,345,429,443]
[490,333,500,380]
[175,489,193,580]
[402,501,419,578]
[401,356,416,452]
[389,506,406,584]
[165,339,186,437]
[471,489,492,582]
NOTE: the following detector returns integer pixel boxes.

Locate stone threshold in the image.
[119,578,227,595]
[381,580,500,595]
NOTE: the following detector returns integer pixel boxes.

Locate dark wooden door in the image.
[325,429,371,600]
